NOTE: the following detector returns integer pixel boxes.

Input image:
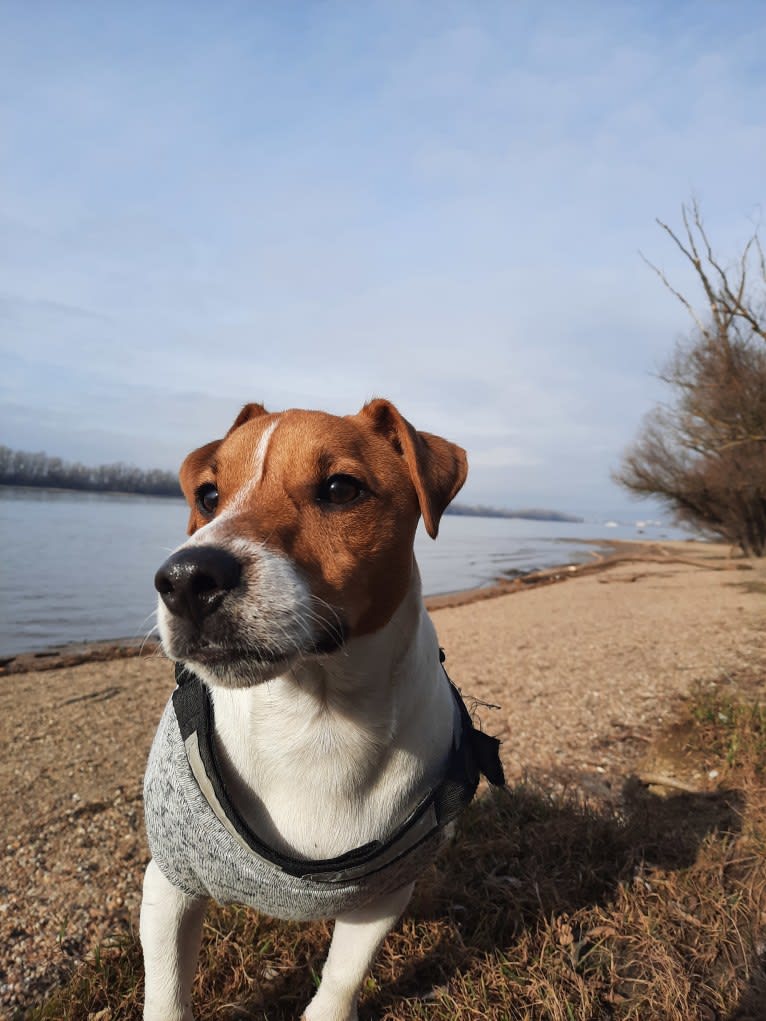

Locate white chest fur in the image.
[209,584,454,860]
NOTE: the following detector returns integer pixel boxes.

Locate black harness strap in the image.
[172,653,504,884]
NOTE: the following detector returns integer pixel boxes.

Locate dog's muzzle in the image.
[154,543,348,686]
[155,546,241,625]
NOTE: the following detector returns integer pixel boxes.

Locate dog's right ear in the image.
[225,402,269,436]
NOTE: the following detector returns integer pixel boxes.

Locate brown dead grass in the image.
[28,675,766,1021]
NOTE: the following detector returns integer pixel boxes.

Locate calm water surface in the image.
[0,488,687,656]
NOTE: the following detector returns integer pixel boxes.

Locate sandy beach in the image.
[1,540,764,1015]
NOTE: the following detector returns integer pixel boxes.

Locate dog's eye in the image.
[317,474,364,506]
[196,483,219,516]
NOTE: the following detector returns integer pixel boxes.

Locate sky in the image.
[1,1,765,517]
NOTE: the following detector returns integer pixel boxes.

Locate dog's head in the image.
[154,398,467,687]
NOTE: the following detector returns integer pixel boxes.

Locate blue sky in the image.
[1,1,764,515]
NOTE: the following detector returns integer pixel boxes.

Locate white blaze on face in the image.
[243,418,280,495]
[183,417,280,546]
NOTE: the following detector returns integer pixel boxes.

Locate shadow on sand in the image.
[233,776,757,1020]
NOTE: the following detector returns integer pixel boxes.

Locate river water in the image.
[0,488,688,656]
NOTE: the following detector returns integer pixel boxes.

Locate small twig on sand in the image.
[638,772,704,794]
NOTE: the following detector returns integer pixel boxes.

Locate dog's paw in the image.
[301,1013,358,1021]
[144,1012,194,1021]
[302,997,358,1021]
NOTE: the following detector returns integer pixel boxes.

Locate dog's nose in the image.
[154,546,241,621]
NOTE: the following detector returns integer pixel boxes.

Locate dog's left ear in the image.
[358,398,467,539]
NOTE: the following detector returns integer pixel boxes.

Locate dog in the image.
[140,398,503,1021]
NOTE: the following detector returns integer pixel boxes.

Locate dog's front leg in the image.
[140,859,208,1021]
[303,882,414,1021]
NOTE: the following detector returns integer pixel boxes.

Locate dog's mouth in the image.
[184,642,289,667]
[169,620,349,683]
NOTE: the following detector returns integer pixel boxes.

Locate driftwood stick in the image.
[639,772,703,794]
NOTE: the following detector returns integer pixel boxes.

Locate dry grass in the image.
[28,677,766,1021]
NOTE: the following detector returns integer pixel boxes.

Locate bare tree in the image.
[616,202,766,556]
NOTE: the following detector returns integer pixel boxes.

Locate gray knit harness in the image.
[144,657,504,922]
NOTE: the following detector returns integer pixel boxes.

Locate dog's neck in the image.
[208,565,455,859]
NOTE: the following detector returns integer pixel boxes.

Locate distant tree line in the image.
[447,504,583,523]
[0,445,182,497]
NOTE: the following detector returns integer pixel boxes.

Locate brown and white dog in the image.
[141,399,469,1021]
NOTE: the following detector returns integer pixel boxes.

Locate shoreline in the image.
[0,538,731,676]
[0,482,184,500]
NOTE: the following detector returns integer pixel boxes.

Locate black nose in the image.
[154,546,241,622]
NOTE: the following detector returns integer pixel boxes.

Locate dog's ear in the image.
[358,398,467,539]
[225,402,269,436]
[178,439,222,534]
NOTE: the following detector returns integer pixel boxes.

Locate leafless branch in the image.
[620,201,766,556]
